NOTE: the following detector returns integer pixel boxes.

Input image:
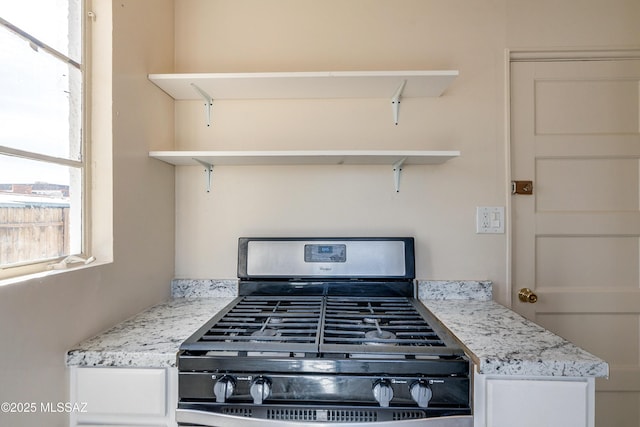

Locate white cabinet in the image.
[473,372,595,427]
[69,366,596,427]
[69,367,178,427]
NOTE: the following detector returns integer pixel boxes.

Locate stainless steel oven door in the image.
[176,409,473,427]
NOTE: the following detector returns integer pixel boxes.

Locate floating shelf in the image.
[148,70,458,100]
[149,150,460,192]
[148,150,460,166]
[148,70,458,125]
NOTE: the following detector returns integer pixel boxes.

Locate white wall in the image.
[0,1,175,426]
[172,0,639,306]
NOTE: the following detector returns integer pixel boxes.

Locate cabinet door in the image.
[70,367,178,427]
[75,368,166,416]
[483,378,590,427]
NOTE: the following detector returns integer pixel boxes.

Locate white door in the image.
[511,58,640,427]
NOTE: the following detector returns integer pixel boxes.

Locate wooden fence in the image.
[0,206,69,266]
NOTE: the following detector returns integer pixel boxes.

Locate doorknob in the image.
[518,288,538,303]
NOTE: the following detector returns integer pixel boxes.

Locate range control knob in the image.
[372,379,394,408]
[213,375,236,403]
[250,376,272,404]
[410,380,433,408]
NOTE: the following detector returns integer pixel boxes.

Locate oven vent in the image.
[393,410,425,420]
[222,407,253,417]
[267,409,318,421]
[327,410,378,422]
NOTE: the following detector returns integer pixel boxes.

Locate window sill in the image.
[0,258,112,288]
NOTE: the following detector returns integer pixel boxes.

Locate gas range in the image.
[176,238,472,427]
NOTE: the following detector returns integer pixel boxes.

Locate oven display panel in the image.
[304,244,346,263]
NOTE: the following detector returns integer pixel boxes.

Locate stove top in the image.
[180,294,463,358]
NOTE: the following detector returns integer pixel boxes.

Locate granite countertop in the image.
[422,300,608,377]
[66,283,236,367]
[66,279,608,378]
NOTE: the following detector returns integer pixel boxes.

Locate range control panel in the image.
[180,372,469,409]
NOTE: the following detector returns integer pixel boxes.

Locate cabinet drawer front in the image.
[75,368,166,416]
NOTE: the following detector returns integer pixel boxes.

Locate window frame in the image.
[0,1,91,280]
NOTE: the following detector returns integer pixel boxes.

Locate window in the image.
[0,1,87,277]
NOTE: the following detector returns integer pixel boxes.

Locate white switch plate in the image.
[476,206,505,234]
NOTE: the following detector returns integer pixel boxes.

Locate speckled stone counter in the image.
[422,299,607,377]
[417,280,608,378]
[67,279,608,378]
[66,296,235,368]
[171,279,237,298]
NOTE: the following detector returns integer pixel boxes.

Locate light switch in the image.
[476,207,505,234]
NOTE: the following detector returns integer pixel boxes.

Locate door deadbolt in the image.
[512,181,533,195]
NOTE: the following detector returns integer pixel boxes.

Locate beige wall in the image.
[0,1,175,426]
[506,0,640,48]
[172,0,639,306]
[173,0,510,302]
[0,1,637,426]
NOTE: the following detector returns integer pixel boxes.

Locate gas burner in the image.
[364,329,397,345]
[250,328,281,341]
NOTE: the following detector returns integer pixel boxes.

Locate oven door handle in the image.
[176,409,473,427]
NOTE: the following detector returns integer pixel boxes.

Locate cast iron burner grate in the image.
[322,296,445,348]
[193,296,323,352]
[182,295,453,356]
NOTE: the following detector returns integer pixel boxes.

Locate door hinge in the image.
[511,180,533,195]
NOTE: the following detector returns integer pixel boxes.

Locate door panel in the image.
[511,59,640,427]
[536,158,639,211]
[535,79,639,134]
[536,236,639,288]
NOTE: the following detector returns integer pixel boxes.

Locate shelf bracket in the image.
[191,83,214,127]
[194,158,214,192]
[393,158,406,192]
[391,80,407,125]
